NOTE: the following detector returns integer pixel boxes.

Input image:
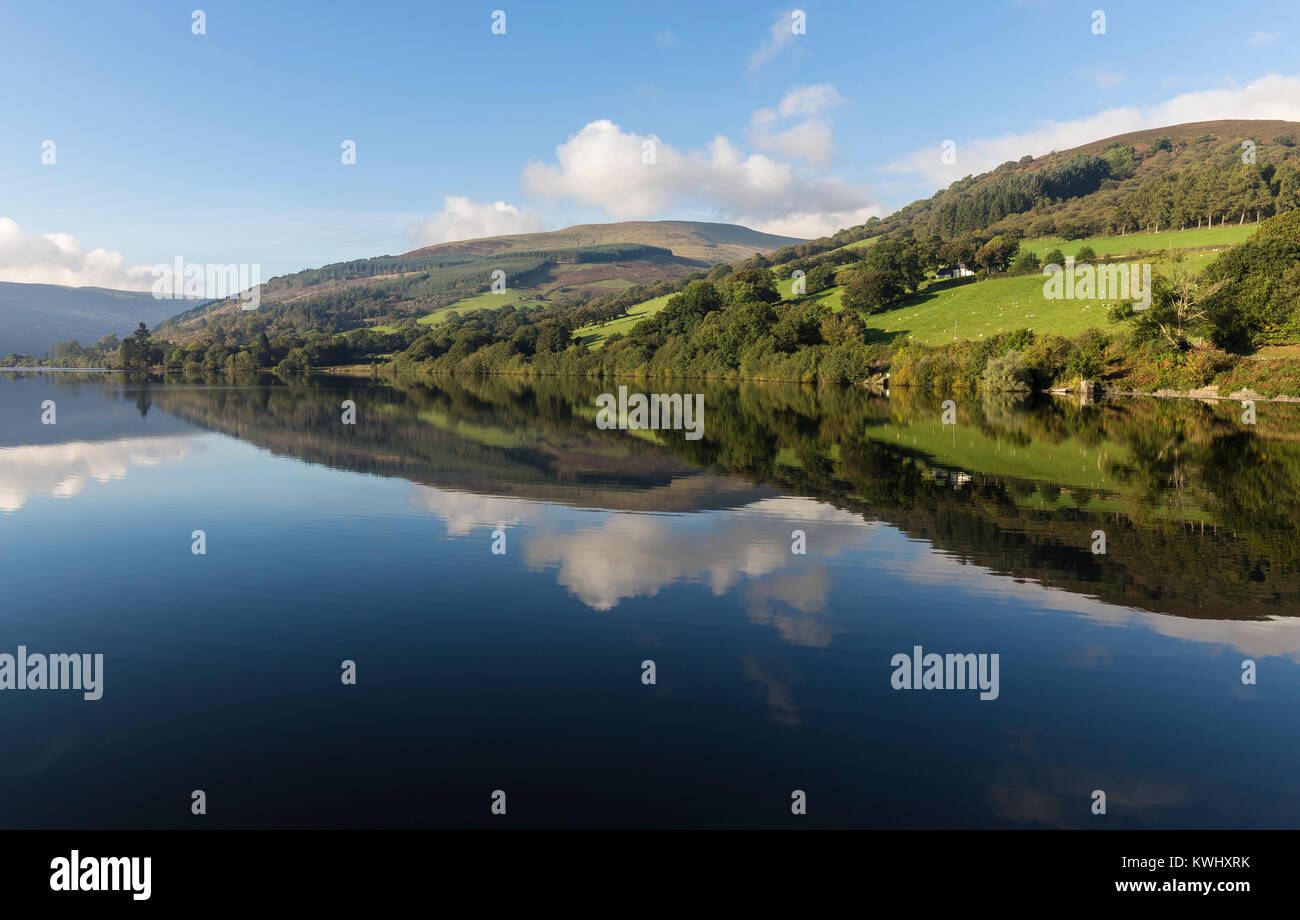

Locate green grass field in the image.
[413,272,646,328]
[574,293,674,347]
[417,288,537,325]
[775,228,1245,345]
[578,271,1135,348]
[830,235,878,254]
[1019,224,1255,260]
[876,275,1108,344]
[848,252,1226,346]
[779,274,1110,345]
[570,225,1255,349]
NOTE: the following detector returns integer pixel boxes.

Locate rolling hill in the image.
[157,220,805,343]
[62,118,1300,389]
[855,119,1300,244]
[771,223,1254,347]
[403,220,805,264]
[572,120,1300,351]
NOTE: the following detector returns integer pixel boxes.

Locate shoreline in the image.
[1048,384,1300,403]
[0,366,119,372]
[10,364,1300,403]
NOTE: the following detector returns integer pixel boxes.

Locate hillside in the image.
[155,241,686,342]
[572,120,1300,351]
[80,118,1300,391]
[375,120,1300,395]
[776,224,1252,347]
[156,220,804,346]
[403,220,805,264]
[159,118,1300,362]
[0,282,180,358]
[574,222,1258,350]
[858,119,1300,244]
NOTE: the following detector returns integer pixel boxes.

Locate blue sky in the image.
[2,0,1299,289]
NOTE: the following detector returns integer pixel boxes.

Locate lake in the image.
[2,371,1298,828]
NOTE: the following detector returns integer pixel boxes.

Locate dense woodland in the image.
[865,129,1300,241]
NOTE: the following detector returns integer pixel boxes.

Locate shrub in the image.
[999,328,1037,351]
[1063,329,1111,381]
[981,351,1033,392]
[1023,334,1073,387]
[1009,251,1042,276]
[806,262,837,294]
[1180,346,1234,387]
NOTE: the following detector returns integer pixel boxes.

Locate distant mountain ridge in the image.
[0,282,180,357]
[403,220,807,264]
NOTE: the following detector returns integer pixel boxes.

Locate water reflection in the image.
[0,437,196,512]
[6,370,1299,627]
[0,374,198,512]
[517,497,869,615]
[3,371,1299,828]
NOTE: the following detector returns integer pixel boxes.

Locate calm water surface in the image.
[2,372,1298,827]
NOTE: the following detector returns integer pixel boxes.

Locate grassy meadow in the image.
[1017,224,1255,260]
[572,224,1261,350]
[574,293,674,347]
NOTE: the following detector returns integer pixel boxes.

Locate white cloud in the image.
[404,195,546,249]
[748,84,847,168]
[742,205,881,239]
[884,74,1300,190]
[0,217,155,291]
[654,29,675,47]
[1249,31,1276,46]
[748,10,799,74]
[523,115,881,238]
[769,83,846,122]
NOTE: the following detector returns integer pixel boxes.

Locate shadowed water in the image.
[2,371,1298,828]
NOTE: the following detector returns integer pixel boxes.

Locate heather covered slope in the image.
[402,220,805,264]
[155,220,806,345]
